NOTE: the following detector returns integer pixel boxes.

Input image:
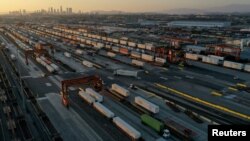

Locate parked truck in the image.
[141,114,170,139]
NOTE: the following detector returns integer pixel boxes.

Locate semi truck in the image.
[141,114,170,139]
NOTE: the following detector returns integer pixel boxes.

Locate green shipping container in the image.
[141,114,164,133]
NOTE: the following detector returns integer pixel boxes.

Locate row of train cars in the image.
[185,53,250,72]
[78,83,197,141]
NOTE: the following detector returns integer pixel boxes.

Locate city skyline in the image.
[1,0,250,14]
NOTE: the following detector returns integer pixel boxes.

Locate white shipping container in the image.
[202,56,219,65]
[46,65,55,73]
[111,84,130,97]
[50,63,59,71]
[102,37,107,41]
[132,60,144,67]
[131,51,141,59]
[134,96,159,114]
[128,42,136,47]
[64,52,71,58]
[244,64,250,72]
[112,117,141,140]
[105,45,111,49]
[93,102,115,119]
[120,40,127,45]
[223,61,244,70]
[107,52,116,58]
[95,43,104,49]
[114,70,138,77]
[107,38,113,42]
[82,60,93,68]
[75,49,84,55]
[112,46,119,52]
[137,44,146,49]
[208,55,224,61]
[10,54,16,61]
[155,57,166,64]
[112,39,119,43]
[141,54,154,62]
[223,48,233,53]
[145,43,154,50]
[185,53,199,60]
[78,91,95,104]
[85,88,103,102]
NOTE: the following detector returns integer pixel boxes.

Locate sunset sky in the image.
[1,0,250,13]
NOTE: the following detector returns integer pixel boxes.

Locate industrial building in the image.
[168,21,231,28]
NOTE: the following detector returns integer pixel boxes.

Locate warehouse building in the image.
[168,21,231,28]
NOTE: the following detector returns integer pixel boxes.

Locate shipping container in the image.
[141,114,164,133]
[93,102,115,119]
[46,65,55,73]
[82,60,94,68]
[132,60,144,67]
[134,96,159,114]
[185,53,199,60]
[155,57,166,64]
[202,56,220,65]
[75,49,84,55]
[102,37,107,41]
[138,44,146,49]
[85,88,103,102]
[145,43,154,50]
[119,48,129,55]
[114,70,138,78]
[105,45,112,49]
[112,39,119,44]
[131,51,141,59]
[141,54,154,62]
[128,42,136,47]
[64,52,71,58]
[112,46,119,52]
[78,91,95,104]
[111,84,130,97]
[244,64,250,72]
[50,63,59,71]
[208,55,224,61]
[107,52,116,58]
[10,54,16,61]
[112,117,141,140]
[223,61,244,70]
[120,40,127,45]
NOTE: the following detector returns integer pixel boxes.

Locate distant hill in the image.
[90,10,127,15]
[163,4,250,14]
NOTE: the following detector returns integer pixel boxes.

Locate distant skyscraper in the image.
[68,8,73,14]
[60,6,63,13]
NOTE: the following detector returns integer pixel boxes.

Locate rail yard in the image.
[0,14,250,141]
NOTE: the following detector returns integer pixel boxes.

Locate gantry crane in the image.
[24,43,54,65]
[61,75,103,108]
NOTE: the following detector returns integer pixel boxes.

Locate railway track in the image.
[137,84,250,125]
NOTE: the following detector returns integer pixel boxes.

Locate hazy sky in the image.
[1,0,250,13]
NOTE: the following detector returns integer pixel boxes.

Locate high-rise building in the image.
[60,6,63,13]
[68,8,73,14]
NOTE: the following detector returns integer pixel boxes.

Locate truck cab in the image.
[162,129,170,139]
